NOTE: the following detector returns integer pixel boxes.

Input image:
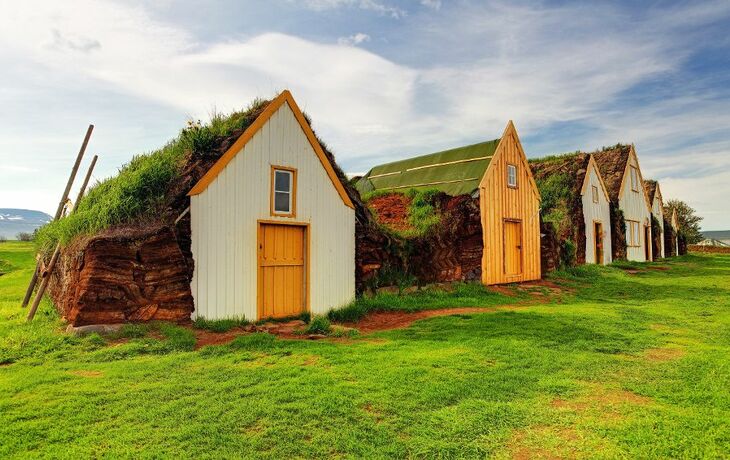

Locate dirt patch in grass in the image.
[644,347,685,362]
[521,279,574,295]
[592,388,651,406]
[195,328,249,349]
[362,403,384,424]
[549,384,652,424]
[341,307,510,333]
[508,425,580,460]
[69,370,104,378]
[551,398,589,412]
[487,285,518,297]
[301,355,320,366]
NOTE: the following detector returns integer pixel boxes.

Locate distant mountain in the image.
[702,230,730,239]
[0,208,52,239]
[702,230,730,246]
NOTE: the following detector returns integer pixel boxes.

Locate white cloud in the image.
[421,0,441,10]
[1,0,729,226]
[338,32,371,46]
[297,0,406,18]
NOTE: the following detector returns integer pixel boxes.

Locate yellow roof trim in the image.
[188,90,354,209]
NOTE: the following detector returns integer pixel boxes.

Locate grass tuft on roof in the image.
[35,98,271,255]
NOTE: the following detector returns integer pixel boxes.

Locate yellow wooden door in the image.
[258,224,306,319]
[503,220,523,276]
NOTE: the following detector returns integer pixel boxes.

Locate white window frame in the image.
[271,166,296,217]
[592,185,599,203]
[507,164,518,188]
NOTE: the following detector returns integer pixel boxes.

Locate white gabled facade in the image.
[581,156,612,265]
[188,91,356,321]
[618,147,653,262]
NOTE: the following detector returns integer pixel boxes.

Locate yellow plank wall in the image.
[479,129,541,285]
[190,102,356,321]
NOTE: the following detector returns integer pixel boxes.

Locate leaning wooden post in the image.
[27,155,98,322]
[22,125,94,308]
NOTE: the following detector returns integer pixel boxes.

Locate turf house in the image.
[39,90,382,325]
[669,208,680,256]
[643,179,666,259]
[593,144,653,262]
[530,153,613,266]
[355,121,541,285]
[188,91,357,320]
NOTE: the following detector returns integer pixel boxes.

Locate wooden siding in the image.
[190,102,355,320]
[619,151,652,262]
[479,124,541,285]
[582,162,612,265]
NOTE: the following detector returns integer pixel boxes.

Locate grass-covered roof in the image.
[355,139,500,196]
[592,144,632,202]
[35,94,360,256]
[643,179,659,203]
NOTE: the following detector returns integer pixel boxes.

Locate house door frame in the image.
[644,224,651,261]
[257,220,310,320]
[503,218,523,277]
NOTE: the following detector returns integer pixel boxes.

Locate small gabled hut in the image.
[44,91,376,326]
[530,153,613,266]
[593,144,653,262]
[188,91,356,320]
[356,121,541,285]
[643,179,665,259]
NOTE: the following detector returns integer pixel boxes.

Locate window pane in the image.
[275,170,291,192]
[507,165,517,186]
[274,191,290,213]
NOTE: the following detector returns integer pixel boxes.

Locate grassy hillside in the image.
[1,241,728,458]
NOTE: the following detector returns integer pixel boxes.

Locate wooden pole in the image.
[21,125,94,308]
[27,155,98,322]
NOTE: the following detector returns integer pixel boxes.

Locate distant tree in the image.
[0,235,7,243]
[664,199,703,244]
[16,232,33,242]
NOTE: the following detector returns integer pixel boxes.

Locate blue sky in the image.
[1,0,729,229]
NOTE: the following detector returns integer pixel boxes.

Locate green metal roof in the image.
[356,139,500,196]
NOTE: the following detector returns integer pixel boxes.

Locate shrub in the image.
[158,323,196,351]
[560,239,576,268]
[193,317,249,333]
[362,264,416,295]
[305,316,332,334]
[404,188,441,236]
[16,232,33,242]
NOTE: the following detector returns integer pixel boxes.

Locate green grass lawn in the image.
[1,241,728,458]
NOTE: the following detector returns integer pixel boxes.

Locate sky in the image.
[0,0,729,230]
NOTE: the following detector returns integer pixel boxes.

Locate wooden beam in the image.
[21,125,94,308]
[27,155,98,322]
